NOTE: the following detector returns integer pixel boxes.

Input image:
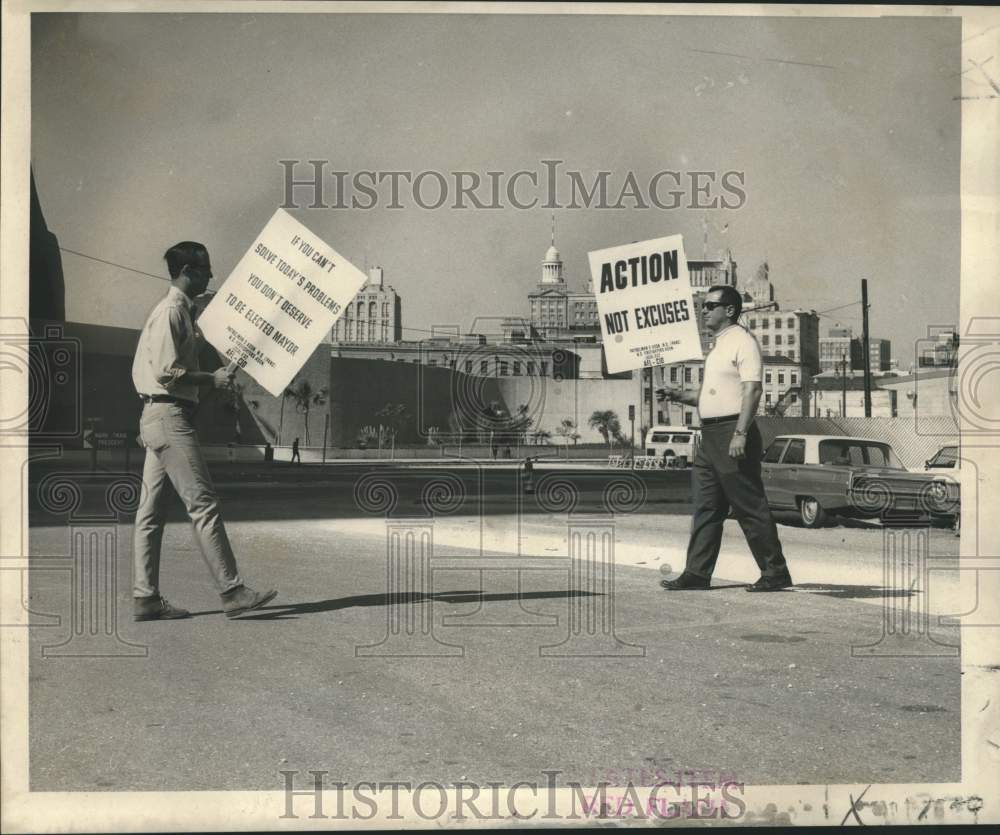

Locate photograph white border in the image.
[2,1,997,830]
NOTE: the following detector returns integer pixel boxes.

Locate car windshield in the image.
[929,446,958,468]
[763,439,788,463]
[818,440,904,470]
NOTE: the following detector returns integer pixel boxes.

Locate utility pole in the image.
[679,363,686,425]
[637,367,645,439]
[841,353,847,417]
[629,404,636,470]
[861,279,872,417]
[648,367,655,429]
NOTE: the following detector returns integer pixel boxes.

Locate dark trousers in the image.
[685,421,790,580]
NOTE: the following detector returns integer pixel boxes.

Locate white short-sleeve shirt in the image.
[698,324,762,418]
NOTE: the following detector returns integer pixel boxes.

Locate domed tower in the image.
[540,214,564,285]
[541,244,564,285]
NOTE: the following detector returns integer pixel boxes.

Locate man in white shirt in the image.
[657,285,792,592]
[131,241,277,620]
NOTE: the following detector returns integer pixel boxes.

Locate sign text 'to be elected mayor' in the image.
[198,208,367,397]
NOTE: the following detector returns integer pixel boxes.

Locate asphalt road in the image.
[25,467,961,795]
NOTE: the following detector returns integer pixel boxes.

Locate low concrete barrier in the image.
[35,445,617,469]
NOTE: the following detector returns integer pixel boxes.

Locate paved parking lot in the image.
[25,468,961,793]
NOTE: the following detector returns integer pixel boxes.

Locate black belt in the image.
[140,394,196,407]
[700,414,740,426]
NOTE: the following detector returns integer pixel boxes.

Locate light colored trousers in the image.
[133,401,242,598]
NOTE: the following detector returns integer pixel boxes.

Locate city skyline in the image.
[30,12,961,366]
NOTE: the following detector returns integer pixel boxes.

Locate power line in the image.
[779,299,862,318]
[59,247,169,281]
[685,47,838,71]
[815,300,862,317]
[58,245,494,338]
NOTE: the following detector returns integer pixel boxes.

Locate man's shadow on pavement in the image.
[792,583,919,600]
[658,583,748,591]
[191,589,602,620]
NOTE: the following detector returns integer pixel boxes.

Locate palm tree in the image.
[588,409,622,450]
[278,375,294,445]
[375,403,408,444]
[508,403,533,446]
[531,428,552,446]
[554,419,580,457]
[284,379,328,446]
[222,381,261,444]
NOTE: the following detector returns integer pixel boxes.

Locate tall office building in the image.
[742,260,775,308]
[852,337,892,373]
[819,324,854,373]
[330,266,402,344]
[746,307,820,376]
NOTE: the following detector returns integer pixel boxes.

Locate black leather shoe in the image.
[221,585,278,618]
[133,596,191,621]
[660,573,711,590]
[745,575,793,592]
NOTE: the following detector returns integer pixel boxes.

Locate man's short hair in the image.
[707,284,743,322]
[164,241,209,280]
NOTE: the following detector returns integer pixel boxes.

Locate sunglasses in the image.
[703,301,728,311]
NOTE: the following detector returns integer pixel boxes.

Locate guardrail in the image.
[607,455,691,470]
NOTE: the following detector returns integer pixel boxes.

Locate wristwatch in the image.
[733,429,747,437]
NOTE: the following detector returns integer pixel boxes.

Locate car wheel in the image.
[799,496,827,528]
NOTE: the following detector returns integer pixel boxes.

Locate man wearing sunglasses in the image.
[131,241,278,621]
[656,285,792,592]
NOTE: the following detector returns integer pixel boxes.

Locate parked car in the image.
[919,445,961,534]
[644,425,699,467]
[923,444,959,472]
[760,434,960,528]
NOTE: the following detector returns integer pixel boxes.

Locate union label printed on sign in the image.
[588,234,703,374]
[197,208,367,396]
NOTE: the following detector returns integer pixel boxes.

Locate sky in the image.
[30,11,962,366]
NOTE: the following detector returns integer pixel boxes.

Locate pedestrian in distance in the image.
[658,285,793,592]
[131,241,278,621]
[291,437,301,464]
